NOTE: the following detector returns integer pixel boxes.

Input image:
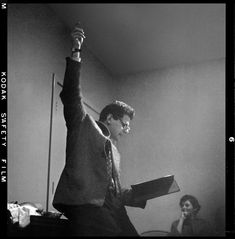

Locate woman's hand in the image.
[180,211,187,221]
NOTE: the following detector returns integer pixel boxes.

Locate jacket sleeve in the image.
[60,57,86,130]
[168,220,181,236]
[120,188,147,209]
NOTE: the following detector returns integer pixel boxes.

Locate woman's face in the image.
[181,200,196,217]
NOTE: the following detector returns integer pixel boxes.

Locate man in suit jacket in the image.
[53,24,146,237]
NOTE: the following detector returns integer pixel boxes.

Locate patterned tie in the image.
[110,143,121,195]
[105,140,114,189]
[104,139,122,196]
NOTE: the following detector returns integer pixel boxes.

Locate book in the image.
[131,175,180,201]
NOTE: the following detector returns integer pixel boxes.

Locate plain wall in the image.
[116,59,225,235]
[8,4,115,210]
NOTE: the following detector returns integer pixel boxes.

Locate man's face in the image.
[181,200,195,217]
[107,114,131,142]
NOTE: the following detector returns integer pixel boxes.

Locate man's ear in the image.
[106,114,113,125]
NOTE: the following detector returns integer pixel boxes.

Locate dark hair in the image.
[179,194,201,214]
[99,100,135,122]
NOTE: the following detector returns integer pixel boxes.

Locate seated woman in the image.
[168,194,215,237]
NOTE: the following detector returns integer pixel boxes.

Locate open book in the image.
[131,175,180,201]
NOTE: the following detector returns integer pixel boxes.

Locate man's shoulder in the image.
[81,114,109,141]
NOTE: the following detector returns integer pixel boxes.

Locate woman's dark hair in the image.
[179,194,201,214]
[99,100,135,122]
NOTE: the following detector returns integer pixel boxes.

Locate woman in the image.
[168,195,215,237]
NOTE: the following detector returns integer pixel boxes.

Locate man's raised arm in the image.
[60,23,86,129]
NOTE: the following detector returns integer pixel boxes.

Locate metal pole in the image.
[46,73,55,212]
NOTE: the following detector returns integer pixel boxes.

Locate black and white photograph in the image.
[1,2,234,237]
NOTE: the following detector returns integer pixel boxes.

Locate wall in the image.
[8,4,115,210]
[116,59,225,235]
